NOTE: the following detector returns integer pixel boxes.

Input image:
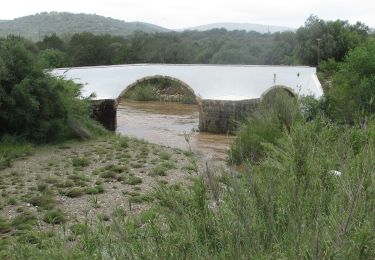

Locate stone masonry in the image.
[199,98,261,134]
[90,98,260,134]
[91,99,118,131]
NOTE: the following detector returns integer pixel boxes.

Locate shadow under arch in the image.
[261,85,298,100]
[116,75,202,104]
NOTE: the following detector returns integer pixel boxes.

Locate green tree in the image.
[326,41,375,123]
[37,34,65,51]
[0,37,101,142]
[67,33,124,66]
[38,49,67,68]
[296,15,369,65]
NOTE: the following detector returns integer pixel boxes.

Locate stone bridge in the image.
[52,64,323,133]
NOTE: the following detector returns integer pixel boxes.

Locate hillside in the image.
[0,12,170,41]
[184,22,293,33]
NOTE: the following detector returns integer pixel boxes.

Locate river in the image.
[116,100,234,161]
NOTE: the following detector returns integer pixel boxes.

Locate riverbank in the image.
[0,134,200,255]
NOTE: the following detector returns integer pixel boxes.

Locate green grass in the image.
[0,136,34,170]
[159,151,171,160]
[2,117,374,259]
[64,187,84,198]
[24,191,55,210]
[85,185,104,195]
[117,136,129,148]
[72,157,90,168]
[122,78,197,104]
[150,164,168,176]
[44,209,66,224]
[125,175,143,185]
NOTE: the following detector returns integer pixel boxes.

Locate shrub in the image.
[85,185,104,194]
[230,89,299,164]
[44,209,66,224]
[326,42,375,123]
[125,176,143,185]
[151,164,168,176]
[0,135,33,169]
[126,84,155,101]
[159,151,171,161]
[72,157,90,168]
[64,188,84,198]
[0,37,106,143]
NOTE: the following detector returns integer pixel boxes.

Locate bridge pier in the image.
[91,98,261,134]
[199,99,261,134]
[91,99,118,131]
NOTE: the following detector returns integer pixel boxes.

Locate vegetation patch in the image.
[44,209,66,224]
[72,157,90,168]
[64,187,84,198]
[150,164,168,176]
[85,185,104,194]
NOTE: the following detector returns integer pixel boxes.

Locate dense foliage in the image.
[2,15,366,68]
[326,41,375,123]
[230,89,300,164]
[0,37,104,143]
[296,15,368,65]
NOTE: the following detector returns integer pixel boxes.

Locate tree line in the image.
[35,15,370,68]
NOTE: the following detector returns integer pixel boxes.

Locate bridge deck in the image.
[52,64,323,101]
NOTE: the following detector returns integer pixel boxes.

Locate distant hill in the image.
[0,12,170,41]
[184,22,294,33]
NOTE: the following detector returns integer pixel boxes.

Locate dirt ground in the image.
[0,135,199,238]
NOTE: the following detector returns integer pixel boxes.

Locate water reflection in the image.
[116,101,233,161]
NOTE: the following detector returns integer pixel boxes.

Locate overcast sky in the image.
[1,0,374,29]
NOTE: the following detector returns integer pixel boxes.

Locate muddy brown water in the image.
[116,100,234,161]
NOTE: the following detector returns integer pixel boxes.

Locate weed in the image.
[159,151,171,160]
[24,192,55,210]
[11,212,37,230]
[85,185,104,195]
[183,158,198,173]
[100,171,117,179]
[44,209,66,224]
[64,187,84,198]
[70,223,88,236]
[7,197,17,205]
[112,207,126,219]
[72,157,90,168]
[97,214,110,222]
[150,164,168,176]
[161,161,176,169]
[125,176,143,185]
[89,195,100,208]
[117,136,129,148]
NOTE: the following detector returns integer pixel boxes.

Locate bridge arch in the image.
[261,85,298,100]
[116,75,202,104]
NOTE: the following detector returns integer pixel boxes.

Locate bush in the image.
[44,209,66,224]
[230,89,300,164]
[0,37,106,143]
[326,42,375,123]
[151,164,168,176]
[0,135,33,169]
[126,84,155,101]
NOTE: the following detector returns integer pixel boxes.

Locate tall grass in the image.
[3,117,374,259]
[123,78,197,103]
[126,83,156,101]
[230,89,300,164]
[0,135,34,169]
